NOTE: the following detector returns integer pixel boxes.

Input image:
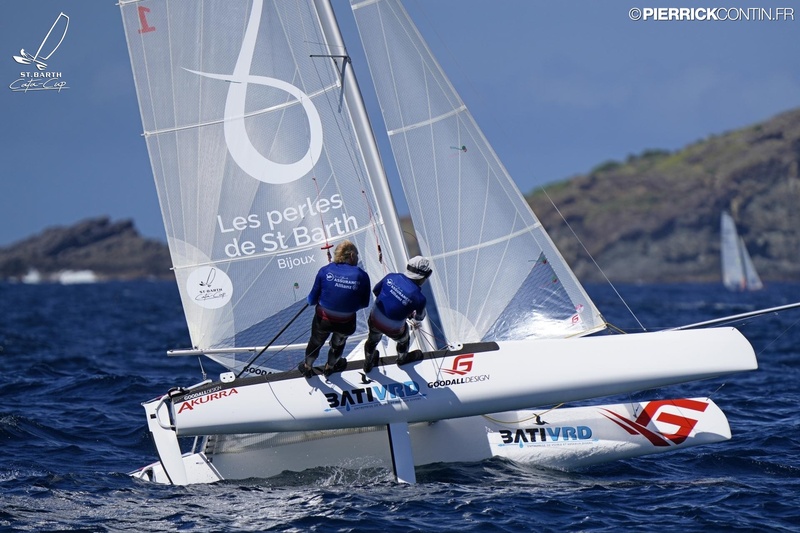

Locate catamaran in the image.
[120,0,757,485]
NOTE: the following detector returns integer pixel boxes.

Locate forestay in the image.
[119,0,407,373]
[350,0,605,342]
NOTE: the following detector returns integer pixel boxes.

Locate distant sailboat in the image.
[720,211,763,291]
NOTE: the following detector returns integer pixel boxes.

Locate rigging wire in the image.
[410,322,440,354]
[482,404,564,425]
[541,188,647,332]
[311,176,334,262]
[307,47,395,276]
[733,309,800,360]
[412,310,449,351]
[361,188,386,272]
[255,323,314,369]
[196,356,207,381]
[605,322,629,334]
[304,30,333,262]
[235,303,310,377]
[758,313,800,358]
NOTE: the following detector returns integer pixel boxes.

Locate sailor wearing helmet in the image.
[363,256,432,372]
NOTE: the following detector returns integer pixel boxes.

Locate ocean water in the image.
[1,280,799,532]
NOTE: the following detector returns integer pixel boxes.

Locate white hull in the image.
[136,327,755,484]
[168,328,755,435]
[132,396,733,484]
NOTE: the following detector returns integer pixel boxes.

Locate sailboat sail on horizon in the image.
[721,211,763,291]
[120,0,757,485]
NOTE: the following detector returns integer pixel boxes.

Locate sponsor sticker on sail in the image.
[187,266,233,309]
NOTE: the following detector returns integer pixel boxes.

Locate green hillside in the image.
[527,108,800,283]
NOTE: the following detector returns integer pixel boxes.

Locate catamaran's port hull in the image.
[168,328,755,436]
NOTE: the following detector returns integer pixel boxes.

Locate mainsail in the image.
[720,211,763,291]
[349,0,605,342]
[120,0,411,374]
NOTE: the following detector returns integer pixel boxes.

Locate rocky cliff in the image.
[0,217,172,282]
[527,108,800,283]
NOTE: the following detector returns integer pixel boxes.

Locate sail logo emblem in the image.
[571,304,584,325]
[9,12,70,93]
[442,354,474,376]
[600,398,709,446]
[186,266,234,309]
[180,0,323,185]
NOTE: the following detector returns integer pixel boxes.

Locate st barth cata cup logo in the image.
[185,0,323,185]
[187,266,233,310]
[10,12,70,93]
[13,12,69,71]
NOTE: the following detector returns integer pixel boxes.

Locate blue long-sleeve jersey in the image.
[307,262,371,314]
[372,273,426,322]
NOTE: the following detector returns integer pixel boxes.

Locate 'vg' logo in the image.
[442,354,474,376]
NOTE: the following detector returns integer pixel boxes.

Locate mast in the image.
[313,0,410,271]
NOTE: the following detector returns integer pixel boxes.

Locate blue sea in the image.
[1,280,799,532]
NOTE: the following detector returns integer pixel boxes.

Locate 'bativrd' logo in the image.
[10,12,70,93]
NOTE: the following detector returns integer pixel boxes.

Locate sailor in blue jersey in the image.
[363,256,432,372]
[299,240,371,378]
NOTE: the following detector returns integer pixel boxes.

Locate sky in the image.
[1,1,798,247]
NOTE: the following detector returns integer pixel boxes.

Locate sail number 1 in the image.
[137,6,156,34]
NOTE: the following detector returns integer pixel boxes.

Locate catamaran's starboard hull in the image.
[132,396,732,484]
[166,328,755,436]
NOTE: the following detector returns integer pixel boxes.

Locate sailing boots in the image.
[396,350,424,366]
[298,361,315,378]
[323,357,348,378]
[363,349,380,373]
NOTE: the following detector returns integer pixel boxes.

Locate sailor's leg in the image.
[393,326,411,364]
[326,332,348,366]
[363,322,383,372]
[300,314,329,376]
[324,319,358,376]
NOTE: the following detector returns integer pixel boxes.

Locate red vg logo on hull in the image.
[442,354,474,376]
[600,398,710,446]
